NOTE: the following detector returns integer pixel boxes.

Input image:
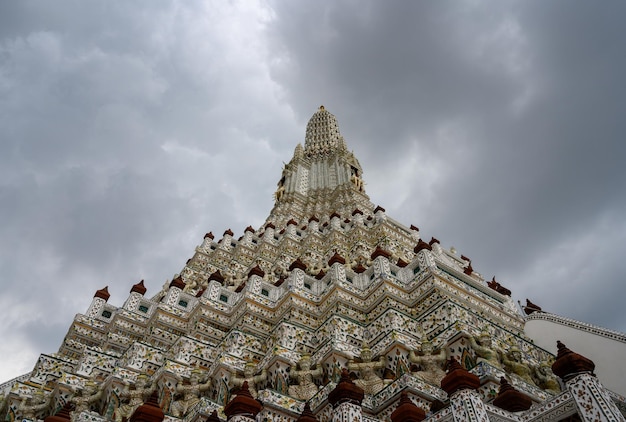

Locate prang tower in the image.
[2,107,624,422]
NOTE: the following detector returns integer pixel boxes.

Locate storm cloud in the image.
[1,1,625,381]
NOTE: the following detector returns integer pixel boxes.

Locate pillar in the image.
[552,341,625,422]
[440,357,488,422]
[328,369,364,422]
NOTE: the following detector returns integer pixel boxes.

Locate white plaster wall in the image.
[525,314,626,396]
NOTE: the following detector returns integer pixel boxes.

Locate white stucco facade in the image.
[525,312,626,396]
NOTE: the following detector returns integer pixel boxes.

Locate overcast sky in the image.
[1,1,625,382]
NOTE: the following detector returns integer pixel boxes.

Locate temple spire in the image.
[269,106,371,227]
[304,105,346,156]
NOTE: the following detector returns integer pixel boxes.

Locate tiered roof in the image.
[2,107,621,422]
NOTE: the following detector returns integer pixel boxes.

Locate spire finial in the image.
[304,107,344,156]
[492,377,532,412]
[552,341,595,381]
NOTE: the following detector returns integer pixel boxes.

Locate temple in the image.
[1,106,625,422]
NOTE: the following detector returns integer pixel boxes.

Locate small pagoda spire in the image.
[208,270,225,284]
[201,232,215,249]
[247,265,265,279]
[87,286,111,317]
[328,252,346,266]
[371,246,392,260]
[130,280,147,295]
[414,239,432,253]
[44,402,73,422]
[390,391,426,422]
[223,381,262,419]
[492,377,532,412]
[289,258,307,271]
[440,357,480,395]
[328,369,364,408]
[353,263,367,274]
[169,275,186,290]
[94,286,110,301]
[296,402,318,422]
[429,399,448,414]
[129,391,164,422]
[441,358,490,421]
[206,410,222,422]
[304,106,345,156]
[551,341,595,381]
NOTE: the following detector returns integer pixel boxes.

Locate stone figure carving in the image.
[115,374,155,422]
[348,346,387,395]
[288,355,323,401]
[231,363,267,398]
[351,173,363,192]
[533,361,561,394]
[275,165,290,202]
[275,184,285,202]
[70,381,103,421]
[501,347,536,386]
[467,331,503,368]
[171,369,211,417]
[349,165,364,192]
[386,312,404,332]
[409,341,447,386]
[18,389,51,420]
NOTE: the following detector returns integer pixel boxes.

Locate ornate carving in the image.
[70,381,103,421]
[18,389,51,420]
[114,374,155,422]
[502,347,536,386]
[348,346,388,396]
[9,106,618,422]
[231,363,267,399]
[409,341,447,386]
[533,361,561,394]
[171,369,211,417]
[288,355,322,401]
[468,331,503,368]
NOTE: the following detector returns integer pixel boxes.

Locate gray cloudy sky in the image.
[1,1,625,382]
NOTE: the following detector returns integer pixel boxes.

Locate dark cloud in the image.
[267,0,626,330]
[1,1,625,381]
